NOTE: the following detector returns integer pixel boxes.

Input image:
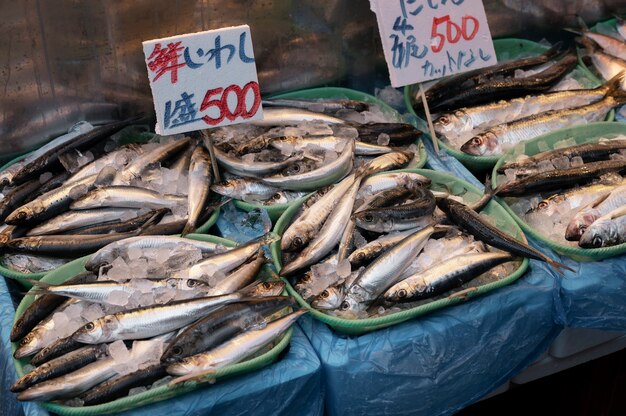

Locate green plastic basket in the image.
[0,131,220,284]
[11,233,293,415]
[232,87,427,222]
[271,169,529,335]
[404,38,610,172]
[492,121,626,261]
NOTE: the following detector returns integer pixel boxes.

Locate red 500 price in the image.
[200,81,261,126]
[430,15,479,53]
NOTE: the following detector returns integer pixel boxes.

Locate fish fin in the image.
[547,258,576,276]
[169,369,218,386]
[599,72,625,94]
[180,222,196,237]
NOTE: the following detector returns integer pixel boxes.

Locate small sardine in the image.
[70,186,185,210]
[182,146,212,236]
[252,107,344,126]
[579,205,626,248]
[565,184,626,240]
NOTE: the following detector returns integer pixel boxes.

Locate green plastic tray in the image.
[271,169,529,335]
[232,87,427,222]
[11,233,293,415]
[0,131,220,284]
[492,121,626,261]
[404,38,610,172]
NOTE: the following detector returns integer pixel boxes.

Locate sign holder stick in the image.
[418,83,439,153]
[201,130,222,183]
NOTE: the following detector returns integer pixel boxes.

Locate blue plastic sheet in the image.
[0,276,324,416]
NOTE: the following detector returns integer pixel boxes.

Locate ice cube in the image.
[69,184,89,200]
[377,133,390,146]
[375,86,405,109]
[155,288,176,304]
[537,160,555,172]
[106,257,131,281]
[324,151,338,163]
[129,278,154,293]
[83,304,104,322]
[570,156,584,167]
[130,258,149,279]
[504,168,517,183]
[127,246,143,261]
[333,126,359,140]
[64,303,84,321]
[39,172,53,184]
[551,156,570,170]
[108,340,131,363]
[353,231,368,248]
[51,312,70,330]
[151,376,173,388]
[302,120,333,136]
[284,127,305,137]
[242,154,256,164]
[376,306,386,316]
[128,387,148,396]
[106,290,131,306]
[336,259,352,278]
[537,141,550,152]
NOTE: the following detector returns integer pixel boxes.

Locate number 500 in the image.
[430,15,479,53]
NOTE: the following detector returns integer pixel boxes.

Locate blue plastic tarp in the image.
[0,276,324,416]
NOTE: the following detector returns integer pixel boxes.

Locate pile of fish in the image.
[416,42,626,157]
[0,120,218,274]
[278,166,569,319]
[578,18,626,91]
[497,137,626,248]
[210,98,423,205]
[10,234,305,405]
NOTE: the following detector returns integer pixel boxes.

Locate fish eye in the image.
[356,252,365,260]
[364,214,374,223]
[293,237,303,248]
[538,201,548,209]
[186,279,197,287]
[262,282,272,289]
[20,336,31,346]
[471,137,482,146]
[171,346,183,356]
[320,290,329,298]
[16,211,27,220]
[592,236,603,247]
[438,116,449,125]
[292,164,300,172]
[272,193,282,200]
[84,322,95,331]
[340,301,350,311]
[301,274,311,283]
[397,289,407,298]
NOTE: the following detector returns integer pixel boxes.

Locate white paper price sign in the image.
[143,25,263,135]
[370,0,497,87]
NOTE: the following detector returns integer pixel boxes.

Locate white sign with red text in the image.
[143,25,263,135]
[370,0,497,87]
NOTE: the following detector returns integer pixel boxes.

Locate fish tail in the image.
[546,257,575,275]
[600,72,625,95]
[180,222,195,237]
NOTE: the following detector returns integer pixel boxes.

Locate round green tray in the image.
[0,130,220,284]
[271,168,529,335]
[404,38,610,172]
[233,87,427,222]
[492,121,626,262]
[11,233,293,415]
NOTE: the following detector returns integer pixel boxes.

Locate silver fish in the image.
[26,208,137,236]
[311,285,346,310]
[67,144,145,185]
[582,30,626,61]
[579,205,626,248]
[357,172,431,201]
[205,254,266,296]
[213,145,302,178]
[565,184,626,240]
[384,252,514,302]
[182,146,212,236]
[262,98,368,113]
[70,186,185,210]
[262,140,355,191]
[167,310,307,378]
[347,228,418,267]
[262,191,309,205]
[211,179,280,202]
[360,151,413,175]
[354,211,434,233]
[252,107,344,126]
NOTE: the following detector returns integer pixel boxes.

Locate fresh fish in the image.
[565,184,626,240]
[72,294,247,344]
[580,29,626,61]
[161,296,294,363]
[526,182,624,217]
[211,179,280,202]
[67,143,145,185]
[252,107,344,126]
[10,272,97,342]
[1,253,68,274]
[270,136,389,156]
[354,210,433,233]
[341,226,436,311]
[85,236,227,270]
[497,139,626,174]
[262,191,309,205]
[26,208,137,236]
[461,94,625,156]
[30,335,87,367]
[7,117,140,187]
[384,252,514,302]
[78,363,168,405]
[430,53,578,112]
[5,169,116,226]
[69,209,168,235]
[238,280,286,297]
[581,37,626,89]
[167,141,195,174]
[166,310,307,379]
[280,180,360,276]
[337,218,356,262]
[182,146,212,236]
[311,285,346,310]
[213,145,303,178]
[16,356,118,402]
[437,198,572,274]
[262,140,354,191]
[360,151,413,175]
[357,172,431,201]
[114,137,191,184]
[435,74,623,138]
[420,43,562,108]
[70,186,185,210]
[14,299,80,359]
[0,178,44,223]
[358,187,413,211]
[347,228,418,268]
[356,186,436,221]
[262,98,369,113]
[496,159,626,196]
[579,205,626,248]
[11,345,107,393]
[206,255,266,296]
[281,173,356,252]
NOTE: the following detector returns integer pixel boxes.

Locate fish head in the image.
[579,219,619,248]
[354,211,391,233]
[384,281,413,302]
[281,233,307,252]
[338,295,366,314]
[210,180,239,197]
[166,358,203,376]
[161,342,189,364]
[5,204,39,224]
[565,212,598,241]
[73,317,117,343]
[264,191,289,205]
[13,332,42,359]
[433,111,468,134]
[460,132,496,156]
[168,278,208,291]
[241,280,286,297]
[311,287,344,310]
[347,250,368,267]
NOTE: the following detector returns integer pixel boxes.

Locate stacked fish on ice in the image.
[412,42,626,157]
[577,18,626,91]
[0,119,219,273]
[209,98,423,205]
[11,234,305,405]
[277,160,569,319]
[496,137,626,248]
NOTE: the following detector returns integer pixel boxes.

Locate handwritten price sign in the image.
[143,25,263,135]
[370,0,497,87]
